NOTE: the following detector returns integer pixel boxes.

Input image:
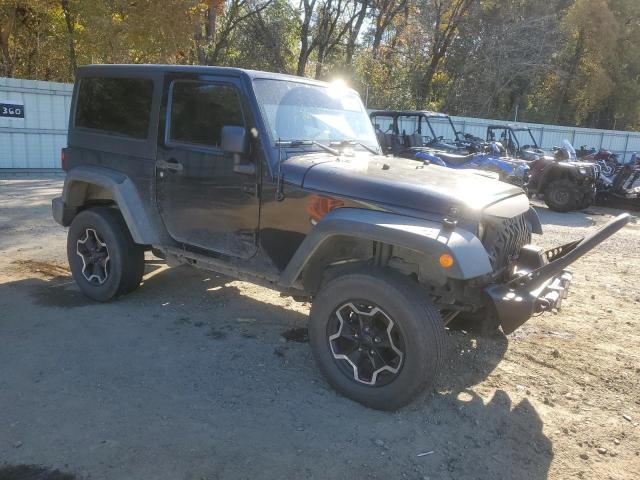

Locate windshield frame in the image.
[250,76,380,155]
[424,113,461,142]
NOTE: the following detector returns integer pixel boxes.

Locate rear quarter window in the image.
[74,77,154,139]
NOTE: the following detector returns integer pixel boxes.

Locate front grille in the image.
[482,213,532,273]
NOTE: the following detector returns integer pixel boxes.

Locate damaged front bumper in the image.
[486,213,630,334]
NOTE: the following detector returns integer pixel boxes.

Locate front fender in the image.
[278,208,493,288]
[56,165,160,244]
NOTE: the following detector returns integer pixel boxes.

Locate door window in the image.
[168,81,244,147]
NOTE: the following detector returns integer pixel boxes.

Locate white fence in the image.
[0,77,72,170]
[1,75,640,170]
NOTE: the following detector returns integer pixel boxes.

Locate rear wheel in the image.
[544,179,580,212]
[309,269,444,410]
[67,207,145,302]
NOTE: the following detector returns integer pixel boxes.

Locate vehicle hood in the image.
[281,152,527,219]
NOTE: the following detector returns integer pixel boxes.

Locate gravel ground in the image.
[0,176,638,480]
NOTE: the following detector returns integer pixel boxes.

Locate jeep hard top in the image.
[52,65,629,410]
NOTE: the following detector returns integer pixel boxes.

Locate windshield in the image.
[511,129,538,148]
[425,116,459,142]
[252,78,378,149]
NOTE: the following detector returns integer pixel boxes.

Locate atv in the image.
[487,125,600,212]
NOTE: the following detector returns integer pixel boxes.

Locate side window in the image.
[75,77,153,139]
[168,81,244,147]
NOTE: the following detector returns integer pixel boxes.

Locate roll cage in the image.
[486,125,539,156]
[370,110,463,147]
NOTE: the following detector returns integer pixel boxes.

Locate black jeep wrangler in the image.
[52,65,628,410]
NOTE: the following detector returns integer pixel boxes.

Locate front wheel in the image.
[309,269,444,410]
[544,179,580,212]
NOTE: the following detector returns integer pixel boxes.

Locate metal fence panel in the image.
[0,77,72,170]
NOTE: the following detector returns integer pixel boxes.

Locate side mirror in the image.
[221,125,255,175]
[221,125,248,155]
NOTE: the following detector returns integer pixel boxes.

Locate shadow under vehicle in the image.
[52,65,629,410]
[487,125,600,212]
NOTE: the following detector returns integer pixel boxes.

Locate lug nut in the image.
[374,337,381,343]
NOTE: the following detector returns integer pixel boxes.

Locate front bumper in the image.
[486,213,630,334]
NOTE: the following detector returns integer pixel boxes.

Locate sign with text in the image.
[0,99,25,118]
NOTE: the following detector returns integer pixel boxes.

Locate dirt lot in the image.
[0,176,638,480]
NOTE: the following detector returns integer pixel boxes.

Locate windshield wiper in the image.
[275,139,340,156]
[330,140,379,155]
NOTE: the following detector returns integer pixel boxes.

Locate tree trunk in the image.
[555,31,585,124]
[345,0,369,65]
[0,7,17,77]
[60,0,77,78]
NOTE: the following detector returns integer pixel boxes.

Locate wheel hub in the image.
[328,302,404,386]
[76,228,110,285]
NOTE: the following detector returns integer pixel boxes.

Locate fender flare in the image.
[278,208,493,288]
[59,165,160,244]
[539,163,575,191]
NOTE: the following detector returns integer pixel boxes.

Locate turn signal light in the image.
[307,195,345,223]
[439,253,454,268]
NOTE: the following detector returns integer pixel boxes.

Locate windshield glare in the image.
[252,79,378,148]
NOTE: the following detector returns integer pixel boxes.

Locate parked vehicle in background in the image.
[596,153,640,208]
[370,110,469,155]
[370,111,529,186]
[487,125,600,212]
[576,146,619,178]
[52,65,629,410]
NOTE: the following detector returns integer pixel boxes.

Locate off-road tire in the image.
[67,207,145,302]
[309,269,444,410]
[576,190,594,210]
[544,178,580,212]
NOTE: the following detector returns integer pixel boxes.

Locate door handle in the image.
[157,159,183,172]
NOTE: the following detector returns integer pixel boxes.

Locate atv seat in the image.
[437,152,476,165]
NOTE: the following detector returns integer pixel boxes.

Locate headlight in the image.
[579,167,587,174]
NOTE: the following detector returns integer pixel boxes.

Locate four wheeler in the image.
[370,111,529,187]
[487,125,600,212]
[414,144,530,189]
[596,153,640,208]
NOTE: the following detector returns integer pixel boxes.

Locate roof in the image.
[369,109,451,118]
[76,64,332,87]
[487,124,533,131]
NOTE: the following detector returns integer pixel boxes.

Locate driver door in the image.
[156,77,259,258]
